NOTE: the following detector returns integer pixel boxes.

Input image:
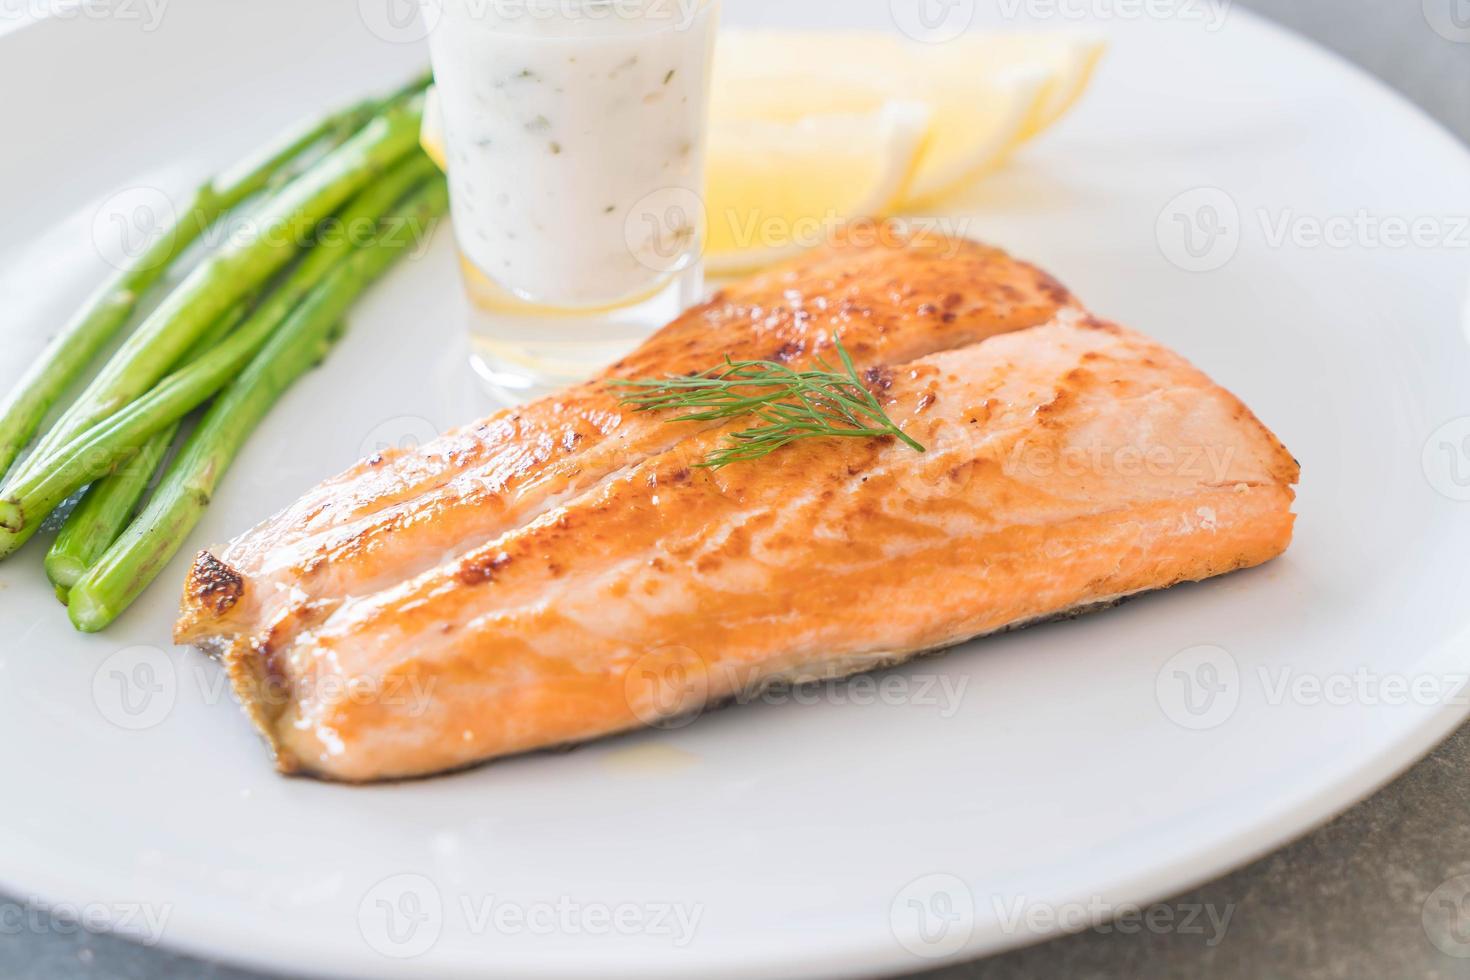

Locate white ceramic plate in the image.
[3,2,1470,978]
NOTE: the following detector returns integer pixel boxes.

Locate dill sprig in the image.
[613,337,926,469]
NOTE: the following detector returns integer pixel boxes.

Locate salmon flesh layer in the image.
[175,232,1298,782]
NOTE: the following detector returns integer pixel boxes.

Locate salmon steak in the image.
[175,230,1299,782]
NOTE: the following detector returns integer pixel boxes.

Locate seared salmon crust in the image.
[177,229,1297,782]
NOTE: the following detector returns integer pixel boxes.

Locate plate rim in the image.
[2,5,1470,979]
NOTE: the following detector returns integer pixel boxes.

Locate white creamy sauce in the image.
[427,0,717,308]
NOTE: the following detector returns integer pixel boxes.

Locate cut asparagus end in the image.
[66,588,114,634]
[44,551,90,590]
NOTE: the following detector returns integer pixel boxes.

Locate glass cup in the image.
[423,0,720,399]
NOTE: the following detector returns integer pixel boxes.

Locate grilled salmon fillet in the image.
[176,230,1298,782]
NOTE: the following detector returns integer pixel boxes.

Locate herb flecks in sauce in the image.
[429,2,715,305]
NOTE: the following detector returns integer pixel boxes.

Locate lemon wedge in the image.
[704,102,930,274]
[710,32,912,122]
[948,33,1107,145]
[710,30,1104,209]
[895,57,1050,207]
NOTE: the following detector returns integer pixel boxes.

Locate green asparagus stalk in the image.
[0,154,440,558]
[43,300,254,592]
[0,94,390,483]
[378,70,435,114]
[267,72,432,190]
[5,98,426,491]
[46,425,181,596]
[66,179,449,632]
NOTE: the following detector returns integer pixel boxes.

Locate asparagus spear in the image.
[0,94,387,483]
[44,300,254,592]
[264,72,432,191]
[46,425,180,596]
[0,154,440,557]
[5,98,426,491]
[67,179,449,632]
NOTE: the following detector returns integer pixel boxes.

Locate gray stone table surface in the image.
[2,1,1469,978]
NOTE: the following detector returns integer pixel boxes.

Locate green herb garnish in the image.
[614,337,925,469]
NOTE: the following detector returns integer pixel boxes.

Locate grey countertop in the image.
[3,1,1469,978]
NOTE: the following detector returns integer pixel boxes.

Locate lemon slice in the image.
[958,33,1108,144]
[710,32,910,122]
[896,60,1050,207]
[704,102,931,275]
[711,30,1104,210]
